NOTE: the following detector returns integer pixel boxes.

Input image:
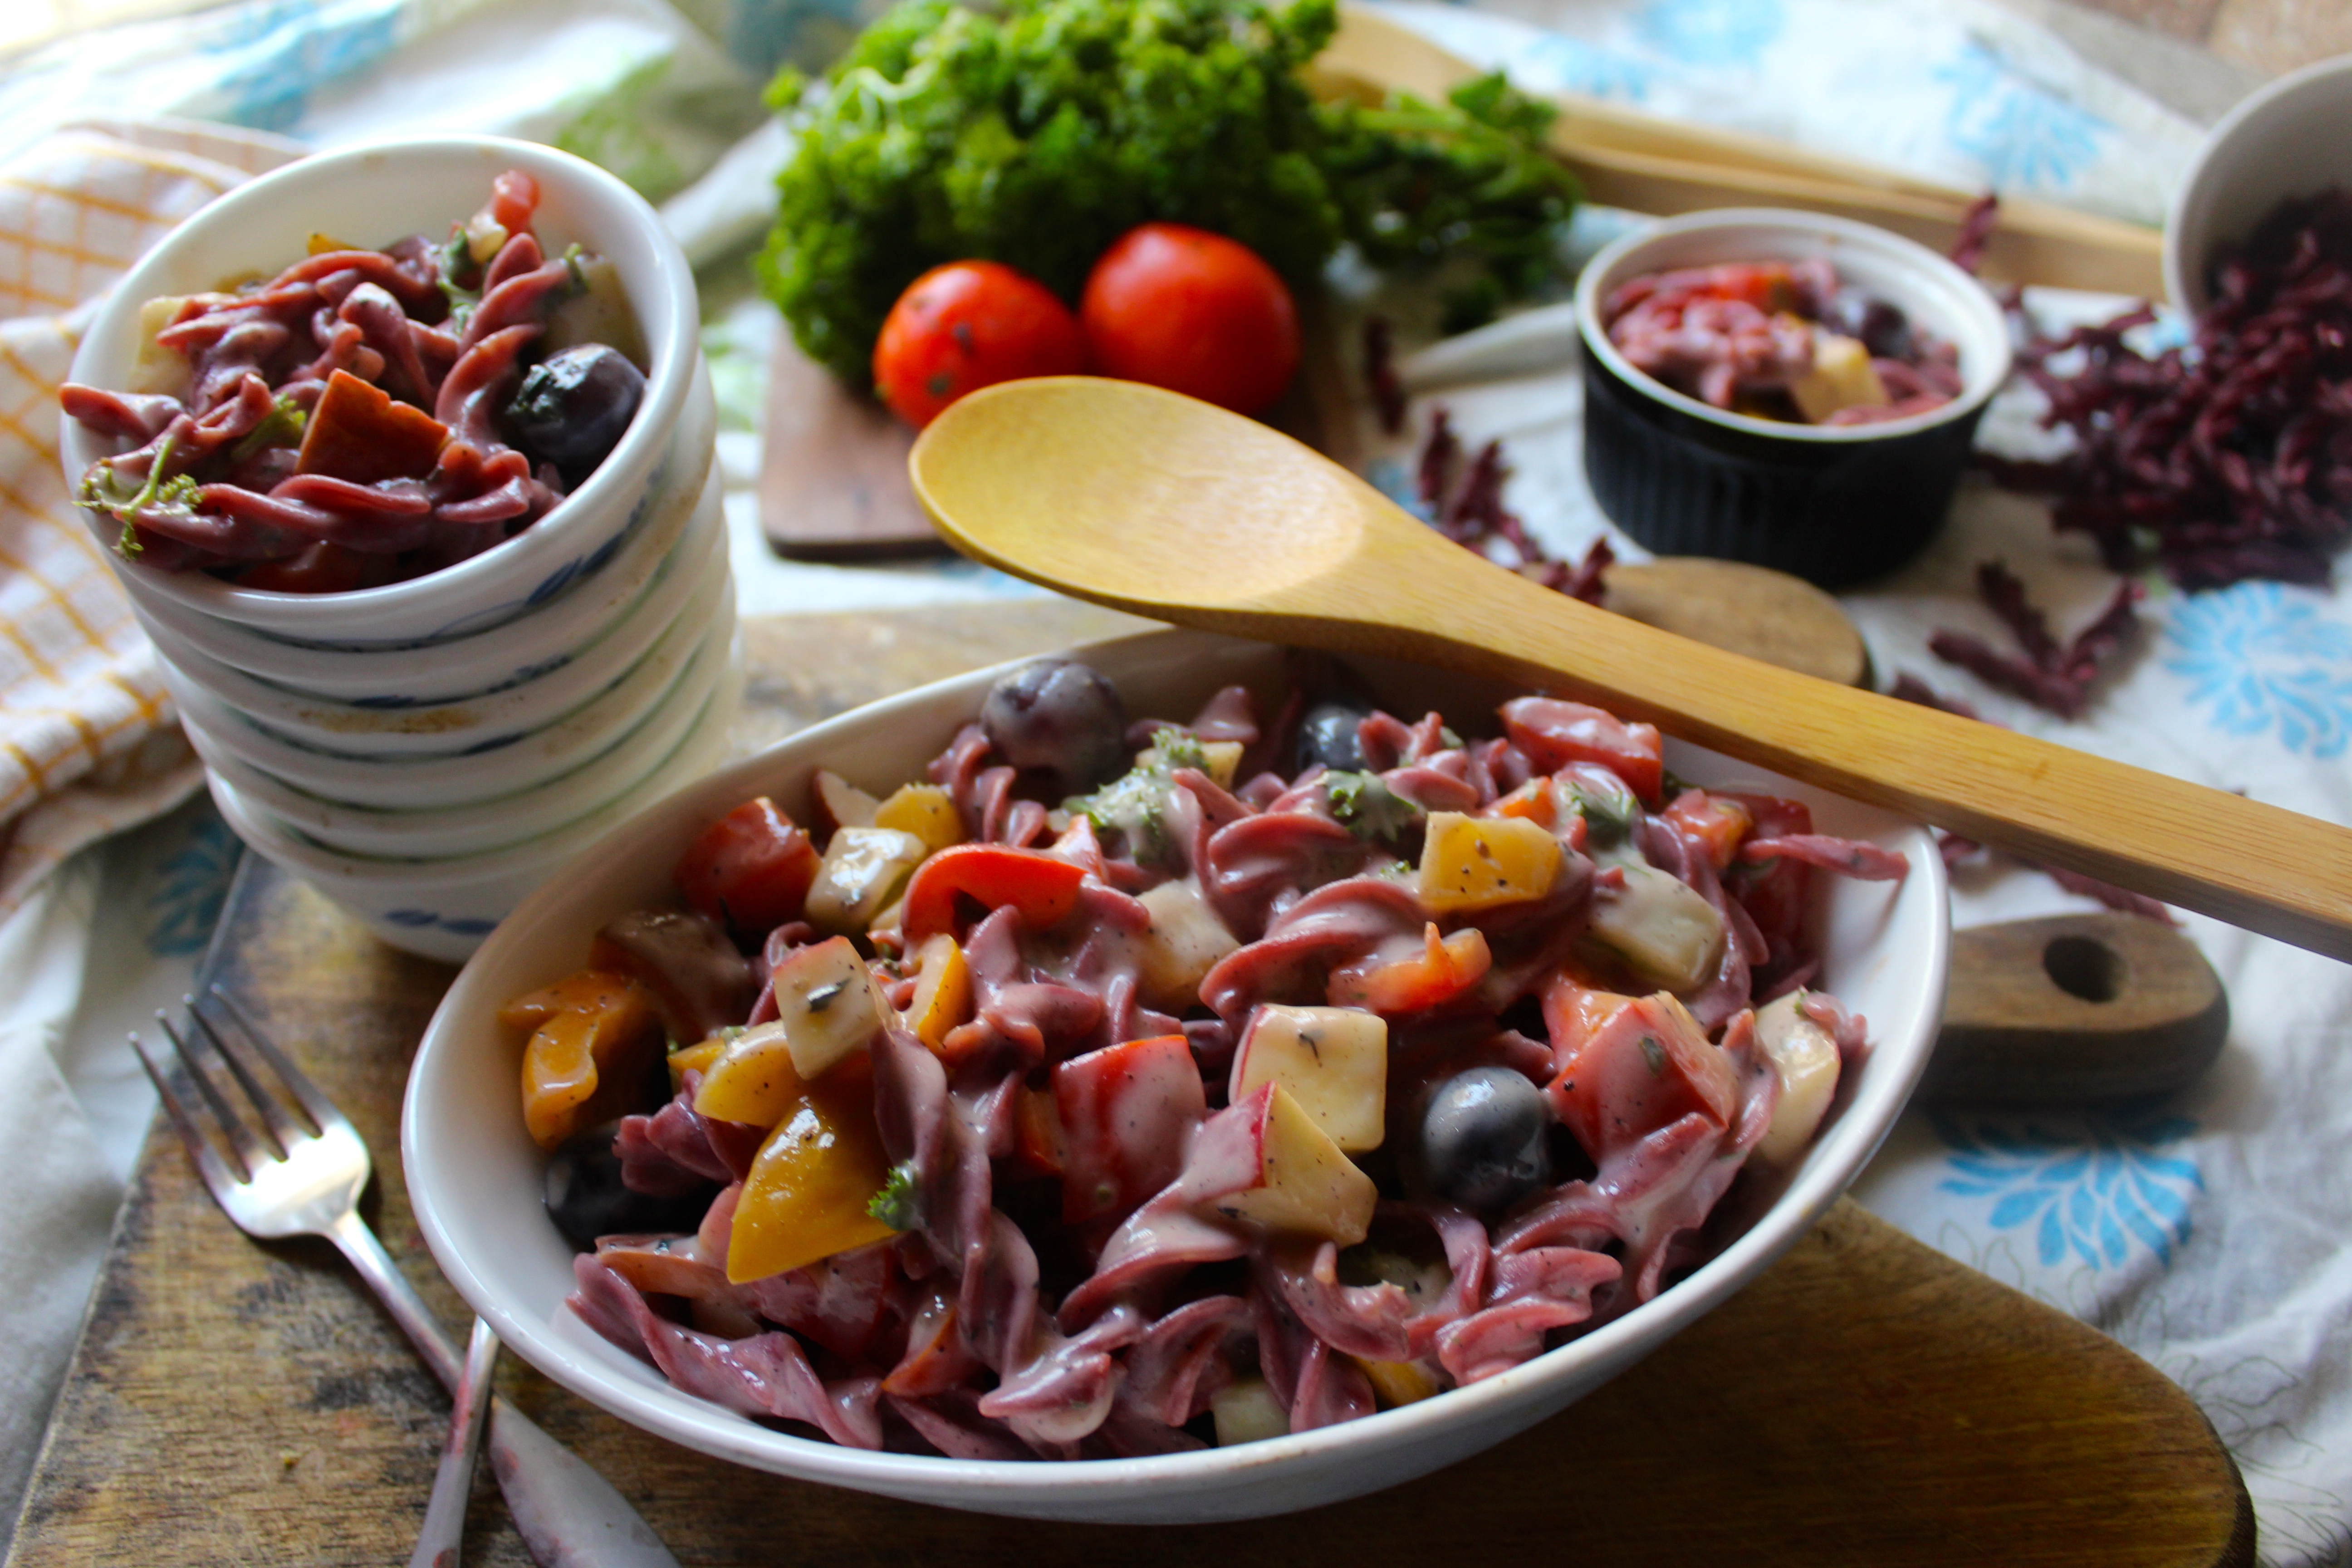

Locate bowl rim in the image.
[2161,53,2352,315]
[59,134,698,632]
[402,626,1951,1506]
[1573,206,2014,446]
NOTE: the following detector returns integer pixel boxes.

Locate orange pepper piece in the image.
[503,969,658,1150]
[727,1054,896,1283]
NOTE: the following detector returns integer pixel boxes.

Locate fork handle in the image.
[324,1213,681,1568]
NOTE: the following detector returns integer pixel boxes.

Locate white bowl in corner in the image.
[2165,54,2352,314]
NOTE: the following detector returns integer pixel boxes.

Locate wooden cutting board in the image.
[7,602,2252,1568]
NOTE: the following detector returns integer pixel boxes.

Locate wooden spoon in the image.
[907,376,2352,962]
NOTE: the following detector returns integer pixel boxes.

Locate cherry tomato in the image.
[1078,223,1299,416]
[872,261,1086,428]
[672,797,821,933]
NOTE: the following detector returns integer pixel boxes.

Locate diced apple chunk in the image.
[768,937,891,1079]
[872,783,965,853]
[1418,811,1562,914]
[810,769,880,838]
[1587,863,1726,991]
[1211,1378,1290,1445]
[900,931,972,1053]
[1789,328,1890,424]
[1208,1084,1378,1246]
[1230,1004,1387,1152]
[1134,876,1240,1012]
[805,826,926,936]
[1751,990,1841,1165]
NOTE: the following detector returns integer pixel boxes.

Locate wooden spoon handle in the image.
[1275,538,2352,960]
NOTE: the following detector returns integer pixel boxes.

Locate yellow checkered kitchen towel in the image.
[0,118,301,916]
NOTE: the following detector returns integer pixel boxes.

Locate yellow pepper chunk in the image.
[667,1035,725,1091]
[1416,811,1563,914]
[692,1021,804,1127]
[1357,1357,1441,1409]
[727,1060,896,1282]
[901,932,973,1054]
[500,970,657,1150]
[872,784,965,854]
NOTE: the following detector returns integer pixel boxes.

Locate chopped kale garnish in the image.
[1325,770,1422,841]
[868,1160,922,1230]
[227,395,306,464]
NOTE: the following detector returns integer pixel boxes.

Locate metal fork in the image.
[133,985,680,1568]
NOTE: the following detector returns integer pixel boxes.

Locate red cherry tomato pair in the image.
[872,223,1300,427]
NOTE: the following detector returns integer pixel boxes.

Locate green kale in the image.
[1562,769,1639,845]
[79,432,201,557]
[1068,739,1187,865]
[1148,725,1207,774]
[868,1160,923,1230]
[1325,769,1421,841]
[228,395,306,464]
[759,0,1578,387]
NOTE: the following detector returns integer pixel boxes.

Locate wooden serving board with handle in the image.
[8,601,2251,1568]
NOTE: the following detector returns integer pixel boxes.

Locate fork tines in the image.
[131,987,326,1186]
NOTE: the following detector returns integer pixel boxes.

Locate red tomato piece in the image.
[1329,923,1491,1015]
[1501,696,1665,805]
[484,169,540,238]
[1541,977,1735,1162]
[899,844,1086,941]
[672,798,821,934]
[295,369,449,485]
[1661,789,1754,873]
[1011,1084,1068,1179]
[1079,222,1299,416]
[1053,1035,1207,1225]
[872,260,1086,428]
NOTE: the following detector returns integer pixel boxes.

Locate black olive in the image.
[1420,1067,1550,1211]
[1294,701,1369,773]
[505,343,646,488]
[1821,289,1913,362]
[980,658,1128,791]
[544,1121,712,1249]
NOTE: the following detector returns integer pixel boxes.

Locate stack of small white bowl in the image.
[60,138,740,963]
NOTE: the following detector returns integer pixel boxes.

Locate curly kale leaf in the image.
[759,0,1576,387]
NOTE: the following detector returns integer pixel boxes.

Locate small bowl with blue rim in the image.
[1574,208,2012,589]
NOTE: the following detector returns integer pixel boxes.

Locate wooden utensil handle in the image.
[1923,912,2230,1104]
[1284,540,2352,961]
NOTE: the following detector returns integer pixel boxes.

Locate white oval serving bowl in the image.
[403,627,1950,1524]
[59,135,702,649]
[2164,54,2352,315]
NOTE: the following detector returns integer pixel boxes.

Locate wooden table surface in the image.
[5,603,2256,1568]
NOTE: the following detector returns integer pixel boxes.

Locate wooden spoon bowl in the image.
[909,376,2352,961]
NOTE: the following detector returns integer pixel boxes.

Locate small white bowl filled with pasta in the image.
[406,627,1949,1523]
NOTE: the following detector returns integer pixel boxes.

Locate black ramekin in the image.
[1575,209,2012,590]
